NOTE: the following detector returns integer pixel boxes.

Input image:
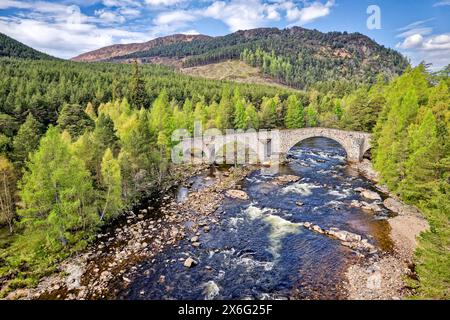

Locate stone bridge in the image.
[177,128,371,164]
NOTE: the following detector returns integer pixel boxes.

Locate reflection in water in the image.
[118,138,392,300]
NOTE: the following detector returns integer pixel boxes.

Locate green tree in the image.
[19,126,98,250]
[259,96,278,129]
[400,109,440,201]
[0,156,16,233]
[304,104,318,127]
[284,95,304,129]
[234,98,247,130]
[100,148,123,221]
[12,114,42,168]
[57,103,95,139]
[129,60,147,109]
[244,104,259,130]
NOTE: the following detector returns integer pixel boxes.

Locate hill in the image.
[74,27,409,89]
[0,33,54,60]
[72,34,211,62]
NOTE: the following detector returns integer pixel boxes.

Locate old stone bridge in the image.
[177,128,372,164]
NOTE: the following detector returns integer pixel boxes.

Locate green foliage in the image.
[0,156,16,233]
[259,96,278,129]
[373,66,450,299]
[100,148,123,221]
[284,95,304,129]
[12,114,42,168]
[57,104,95,139]
[244,104,260,130]
[130,61,147,109]
[18,126,99,253]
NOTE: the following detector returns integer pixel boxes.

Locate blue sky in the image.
[0,0,449,68]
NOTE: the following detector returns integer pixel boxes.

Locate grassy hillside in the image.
[181,60,294,90]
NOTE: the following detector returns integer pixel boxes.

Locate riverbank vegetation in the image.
[0,56,448,299]
[372,66,450,299]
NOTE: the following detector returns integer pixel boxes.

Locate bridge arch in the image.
[279,128,371,163]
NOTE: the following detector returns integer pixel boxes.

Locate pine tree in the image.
[401,109,440,201]
[304,104,318,127]
[193,101,207,128]
[100,148,123,221]
[217,88,234,130]
[12,113,42,167]
[19,126,98,249]
[284,95,304,129]
[57,103,95,139]
[234,98,247,130]
[182,98,194,133]
[244,104,259,130]
[259,96,278,129]
[85,102,97,121]
[130,60,146,109]
[0,156,16,233]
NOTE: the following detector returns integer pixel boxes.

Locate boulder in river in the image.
[272,175,301,185]
[184,257,198,268]
[360,189,382,201]
[226,190,249,200]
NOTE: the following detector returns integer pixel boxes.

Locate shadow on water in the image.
[117,137,393,300]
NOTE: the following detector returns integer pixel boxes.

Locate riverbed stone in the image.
[183,257,198,268]
[272,175,301,185]
[225,190,249,200]
[360,189,382,201]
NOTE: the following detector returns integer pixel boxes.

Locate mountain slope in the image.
[72,34,211,62]
[0,33,54,60]
[74,27,409,89]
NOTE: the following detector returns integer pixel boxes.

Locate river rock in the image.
[295,202,304,207]
[65,264,84,291]
[383,198,422,217]
[272,175,301,185]
[360,189,382,201]
[190,236,199,242]
[327,229,362,242]
[226,190,249,200]
[184,257,198,268]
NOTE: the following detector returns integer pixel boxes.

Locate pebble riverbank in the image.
[344,159,429,300]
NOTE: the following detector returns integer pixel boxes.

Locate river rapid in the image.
[115,137,393,300]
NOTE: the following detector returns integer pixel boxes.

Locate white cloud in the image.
[153,10,196,25]
[396,19,450,69]
[102,0,141,7]
[0,0,31,10]
[145,0,184,6]
[203,0,269,31]
[433,1,450,7]
[95,9,126,24]
[397,34,424,49]
[285,0,334,25]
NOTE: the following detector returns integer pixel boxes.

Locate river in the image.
[114,137,393,300]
